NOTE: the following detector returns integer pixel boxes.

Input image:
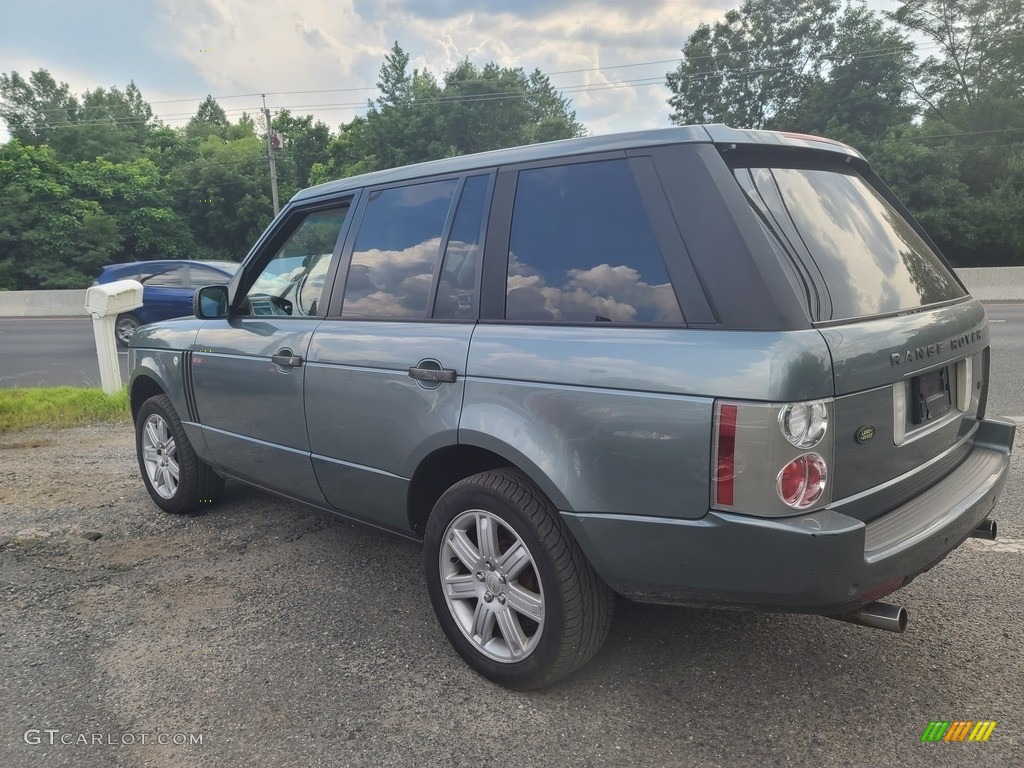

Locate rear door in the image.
[729,152,985,519]
[191,202,353,504]
[305,173,493,533]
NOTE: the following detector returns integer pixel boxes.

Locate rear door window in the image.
[342,179,459,319]
[505,159,683,324]
[733,164,965,322]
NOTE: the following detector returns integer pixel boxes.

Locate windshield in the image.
[733,164,966,322]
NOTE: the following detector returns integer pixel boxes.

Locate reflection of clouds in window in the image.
[776,169,914,315]
[342,239,441,318]
[505,160,683,324]
[743,167,963,320]
[507,254,680,323]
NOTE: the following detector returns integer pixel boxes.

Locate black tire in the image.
[424,468,613,689]
[135,394,223,514]
[115,313,140,347]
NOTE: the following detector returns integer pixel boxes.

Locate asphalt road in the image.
[0,317,130,388]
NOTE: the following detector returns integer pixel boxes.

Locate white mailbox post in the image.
[84,279,144,395]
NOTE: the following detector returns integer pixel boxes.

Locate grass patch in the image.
[0,387,130,433]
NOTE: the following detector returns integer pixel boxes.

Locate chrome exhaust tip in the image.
[969,518,997,540]
[832,601,908,633]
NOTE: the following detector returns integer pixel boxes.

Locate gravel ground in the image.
[1,422,1022,768]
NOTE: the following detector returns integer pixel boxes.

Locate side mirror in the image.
[194,285,229,319]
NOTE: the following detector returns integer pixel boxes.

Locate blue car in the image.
[93,260,240,345]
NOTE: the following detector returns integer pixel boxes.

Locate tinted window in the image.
[734,165,966,321]
[434,175,489,320]
[342,179,459,319]
[143,265,188,287]
[506,160,682,324]
[244,206,348,317]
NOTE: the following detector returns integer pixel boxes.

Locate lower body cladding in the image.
[561,417,1015,632]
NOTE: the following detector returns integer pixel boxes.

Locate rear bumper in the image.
[561,417,1015,615]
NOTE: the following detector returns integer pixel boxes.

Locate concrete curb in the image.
[0,289,87,317]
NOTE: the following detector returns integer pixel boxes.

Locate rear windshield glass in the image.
[733,164,965,322]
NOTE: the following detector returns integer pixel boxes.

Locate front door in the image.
[191,203,352,504]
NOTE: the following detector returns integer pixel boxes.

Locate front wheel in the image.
[135,394,223,514]
[424,469,613,689]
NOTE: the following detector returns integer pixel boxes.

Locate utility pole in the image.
[262,94,280,216]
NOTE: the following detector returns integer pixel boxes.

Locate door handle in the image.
[271,353,304,368]
[408,365,457,383]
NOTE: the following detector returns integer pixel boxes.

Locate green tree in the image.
[791,6,918,142]
[0,141,122,289]
[272,109,331,186]
[170,134,274,260]
[666,0,843,128]
[888,0,1024,132]
[77,155,196,261]
[361,43,447,168]
[885,1,1024,264]
[64,82,156,162]
[323,42,586,178]
[0,70,158,162]
[0,70,79,148]
[185,95,230,141]
[439,61,584,155]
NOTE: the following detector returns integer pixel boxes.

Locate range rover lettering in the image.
[128,126,1014,689]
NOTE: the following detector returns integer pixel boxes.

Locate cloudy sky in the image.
[2,0,901,141]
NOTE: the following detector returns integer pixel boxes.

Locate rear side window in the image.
[734,164,966,322]
[505,159,683,324]
[342,179,458,319]
[142,265,187,287]
[188,265,232,289]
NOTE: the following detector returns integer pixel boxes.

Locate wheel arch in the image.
[407,441,574,537]
[130,373,166,422]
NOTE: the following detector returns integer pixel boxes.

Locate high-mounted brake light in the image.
[715,404,738,506]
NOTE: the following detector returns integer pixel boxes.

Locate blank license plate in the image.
[911,366,952,425]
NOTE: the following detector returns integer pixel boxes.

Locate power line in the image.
[7,31,1024,125]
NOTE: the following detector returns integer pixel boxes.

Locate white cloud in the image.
[141,0,733,135]
[1,0,913,143]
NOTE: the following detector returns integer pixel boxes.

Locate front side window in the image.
[505,159,683,324]
[242,206,348,317]
[342,179,459,319]
[734,164,966,321]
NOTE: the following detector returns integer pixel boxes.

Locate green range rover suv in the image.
[128,125,1014,689]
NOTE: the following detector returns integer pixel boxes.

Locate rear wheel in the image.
[135,394,223,514]
[115,313,140,347]
[424,468,613,689]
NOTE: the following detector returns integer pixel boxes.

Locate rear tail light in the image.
[715,403,738,506]
[713,398,834,516]
[778,401,828,448]
[776,453,827,509]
